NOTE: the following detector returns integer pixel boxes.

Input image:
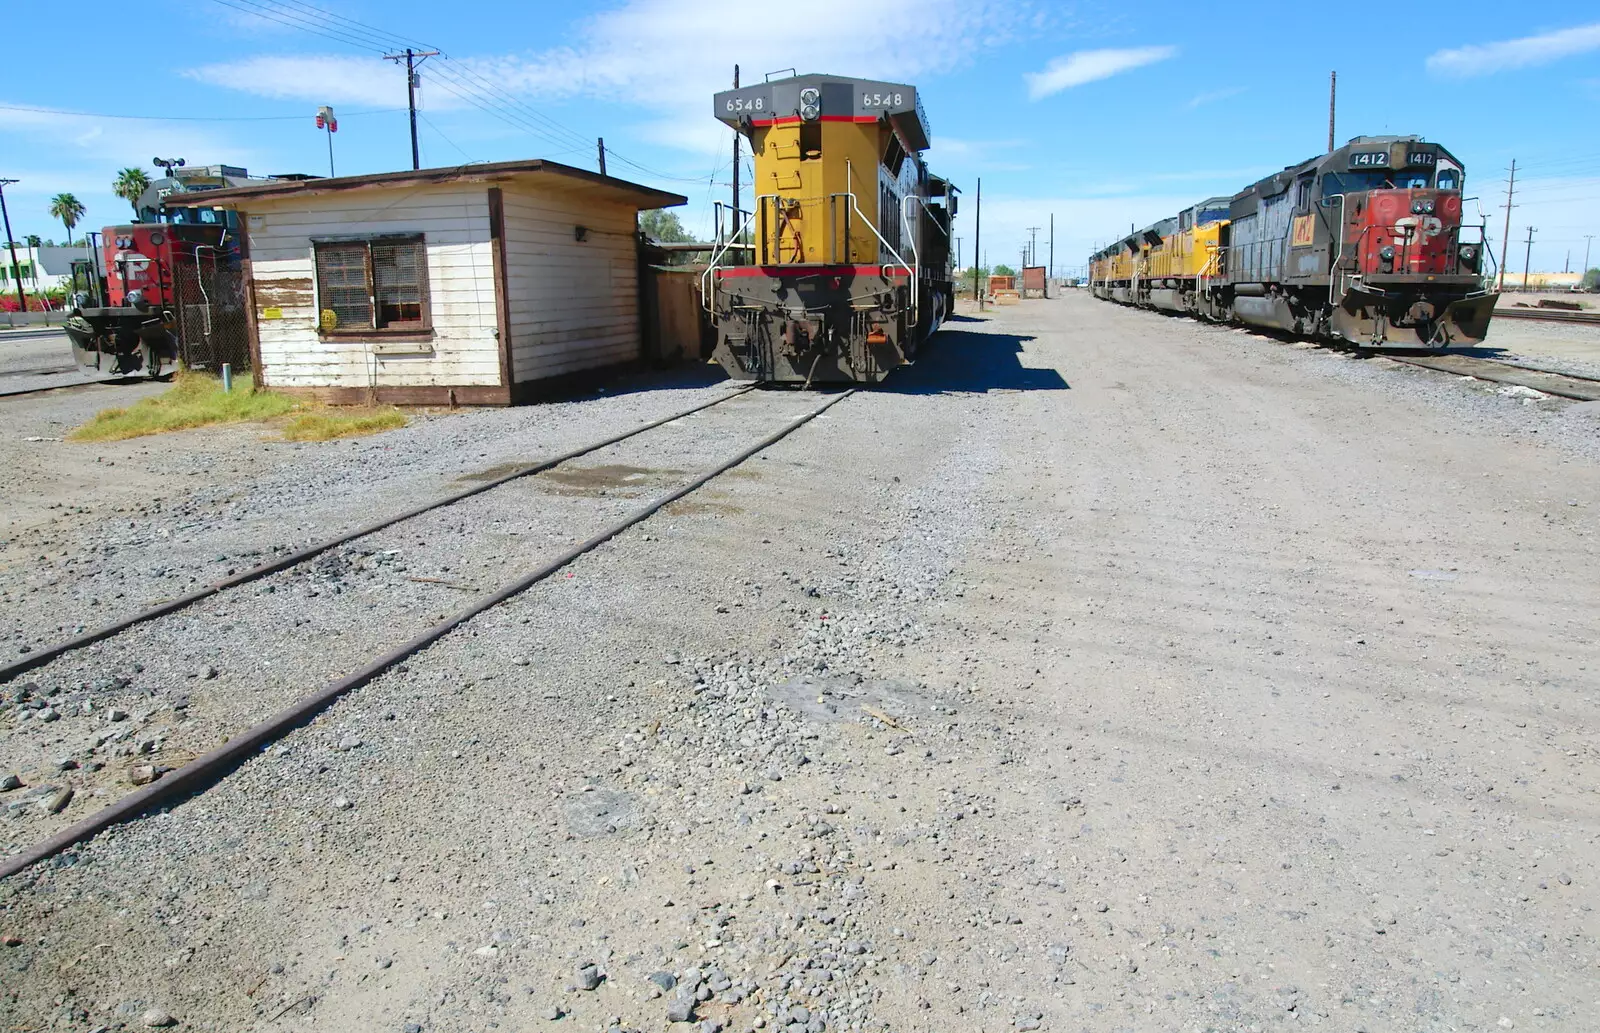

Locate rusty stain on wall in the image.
[254,278,314,309]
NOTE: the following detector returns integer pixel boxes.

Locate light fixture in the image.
[799,87,820,121]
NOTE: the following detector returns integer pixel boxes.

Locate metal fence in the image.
[169,258,252,372]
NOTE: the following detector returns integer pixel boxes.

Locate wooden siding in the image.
[244,184,501,389]
[498,181,642,383]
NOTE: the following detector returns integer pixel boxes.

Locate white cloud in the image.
[186,55,422,108]
[1185,87,1244,109]
[1024,46,1177,99]
[0,102,258,240]
[189,0,1038,160]
[1426,22,1600,76]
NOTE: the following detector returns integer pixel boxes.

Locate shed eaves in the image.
[191,158,687,210]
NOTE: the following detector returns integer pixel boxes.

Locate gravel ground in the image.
[2,295,1597,1033]
[0,367,733,657]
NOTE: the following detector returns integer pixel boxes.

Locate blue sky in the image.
[2,1,1597,277]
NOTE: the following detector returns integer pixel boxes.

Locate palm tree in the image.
[48,193,85,246]
[112,168,151,218]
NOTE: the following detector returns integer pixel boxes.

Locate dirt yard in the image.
[1,293,1596,1033]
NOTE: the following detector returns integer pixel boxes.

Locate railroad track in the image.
[0,372,118,399]
[1494,307,1600,325]
[0,384,852,880]
[1388,353,1600,402]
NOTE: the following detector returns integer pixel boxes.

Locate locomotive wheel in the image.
[141,342,162,380]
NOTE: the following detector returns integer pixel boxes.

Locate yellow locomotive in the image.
[705,73,956,384]
[1089,198,1230,316]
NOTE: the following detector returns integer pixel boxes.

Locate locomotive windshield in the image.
[1197,207,1228,226]
[1322,169,1435,195]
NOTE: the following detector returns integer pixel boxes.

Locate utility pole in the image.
[731,65,740,238]
[966,178,979,311]
[384,48,439,171]
[1025,226,1040,269]
[1585,234,1595,276]
[0,179,24,313]
[596,138,607,176]
[1497,159,1517,292]
[1522,226,1536,291]
[1048,213,1054,298]
[1327,71,1336,153]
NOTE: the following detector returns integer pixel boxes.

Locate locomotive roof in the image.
[714,73,931,152]
[1233,135,1463,204]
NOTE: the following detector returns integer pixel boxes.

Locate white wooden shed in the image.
[200,160,687,405]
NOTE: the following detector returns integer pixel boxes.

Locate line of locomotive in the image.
[1088,136,1498,349]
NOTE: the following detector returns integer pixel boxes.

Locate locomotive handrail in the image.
[700,198,768,313]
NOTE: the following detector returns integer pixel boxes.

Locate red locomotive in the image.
[68,164,294,377]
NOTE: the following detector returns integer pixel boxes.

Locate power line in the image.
[204,0,714,185]
[0,102,404,122]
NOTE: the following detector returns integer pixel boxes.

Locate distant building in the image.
[1502,271,1582,291]
[199,158,687,405]
[0,244,93,296]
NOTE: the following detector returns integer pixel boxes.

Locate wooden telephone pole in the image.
[731,65,740,237]
[1327,71,1336,153]
[1497,160,1517,292]
[384,48,440,171]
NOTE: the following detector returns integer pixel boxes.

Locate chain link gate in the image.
[170,257,252,373]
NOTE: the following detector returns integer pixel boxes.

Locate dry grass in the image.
[68,371,296,442]
[69,372,408,443]
[280,408,407,441]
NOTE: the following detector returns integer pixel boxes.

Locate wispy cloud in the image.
[1426,22,1600,76]
[186,55,424,108]
[1024,46,1177,99]
[0,101,255,238]
[191,0,1044,160]
[1185,87,1245,109]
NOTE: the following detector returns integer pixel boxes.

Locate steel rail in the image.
[1493,307,1600,325]
[1389,355,1600,402]
[0,376,115,400]
[0,385,756,684]
[0,387,853,881]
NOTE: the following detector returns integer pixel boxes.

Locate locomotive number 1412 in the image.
[862,92,903,108]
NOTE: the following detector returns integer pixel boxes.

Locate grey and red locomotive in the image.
[1090,136,1497,349]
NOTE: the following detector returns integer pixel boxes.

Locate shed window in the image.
[314,235,430,333]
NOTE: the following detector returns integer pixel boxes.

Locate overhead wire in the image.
[208,0,715,185]
[0,102,404,122]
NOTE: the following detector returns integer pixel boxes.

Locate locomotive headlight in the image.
[1379,246,1395,260]
[1411,199,1436,215]
[799,87,820,121]
[1459,244,1480,270]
